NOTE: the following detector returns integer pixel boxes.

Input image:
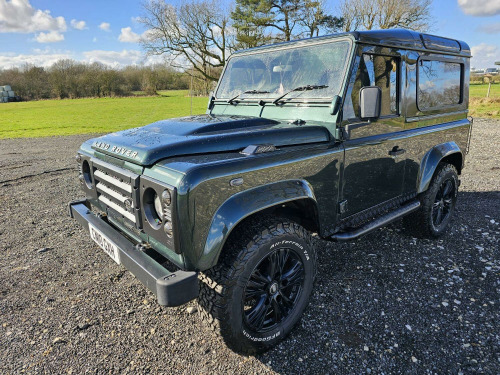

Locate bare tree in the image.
[140,0,233,82]
[339,0,432,32]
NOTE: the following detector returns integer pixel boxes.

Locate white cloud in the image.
[70,19,87,30]
[83,49,164,68]
[83,49,143,68]
[477,22,500,34]
[0,50,73,69]
[35,30,65,43]
[0,0,66,33]
[99,22,110,31]
[471,43,500,69]
[92,37,97,43]
[118,27,142,43]
[458,0,500,16]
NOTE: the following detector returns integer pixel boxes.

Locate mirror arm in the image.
[330,95,341,115]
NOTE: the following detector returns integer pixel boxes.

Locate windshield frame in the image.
[214,36,354,104]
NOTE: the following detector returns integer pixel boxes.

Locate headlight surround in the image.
[140,176,177,252]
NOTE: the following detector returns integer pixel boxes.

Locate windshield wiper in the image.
[272,84,329,105]
[227,89,270,104]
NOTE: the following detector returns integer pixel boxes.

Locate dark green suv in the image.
[69,29,472,354]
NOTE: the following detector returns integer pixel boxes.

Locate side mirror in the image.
[359,86,381,120]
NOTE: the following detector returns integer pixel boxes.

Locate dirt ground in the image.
[1,119,499,374]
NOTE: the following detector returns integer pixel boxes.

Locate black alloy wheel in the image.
[432,178,455,228]
[197,217,316,354]
[243,248,305,332]
[403,163,459,238]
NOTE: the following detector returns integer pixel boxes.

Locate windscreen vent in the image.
[241,144,277,156]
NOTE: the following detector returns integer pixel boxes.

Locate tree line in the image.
[0,60,191,100]
[1,0,433,100]
[141,0,432,84]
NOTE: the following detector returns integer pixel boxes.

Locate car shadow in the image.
[253,190,500,374]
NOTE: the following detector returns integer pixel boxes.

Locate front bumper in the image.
[69,199,198,307]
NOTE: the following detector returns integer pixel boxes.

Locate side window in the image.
[343,54,399,120]
[418,60,462,110]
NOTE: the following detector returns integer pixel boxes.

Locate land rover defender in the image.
[69,29,472,354]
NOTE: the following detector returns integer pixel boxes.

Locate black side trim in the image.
[337,192,417,231]
[331,200,421,241]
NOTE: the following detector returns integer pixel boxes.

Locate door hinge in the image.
[339,200,348,215]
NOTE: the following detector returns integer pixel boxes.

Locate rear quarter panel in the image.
[401,50,471,194]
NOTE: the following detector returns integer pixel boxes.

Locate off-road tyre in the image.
[197,216,317,354]
[403,163,459,238]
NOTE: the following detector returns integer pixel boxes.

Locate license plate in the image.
[89,223,121,264]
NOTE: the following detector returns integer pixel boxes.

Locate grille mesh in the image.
[92,163,139,225]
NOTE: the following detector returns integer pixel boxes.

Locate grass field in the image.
[469,83,500,118]
[470,82,500,98]
[1,85,498,139]
[0,90,207,139]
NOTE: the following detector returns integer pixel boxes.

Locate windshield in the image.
[216,39,351,101]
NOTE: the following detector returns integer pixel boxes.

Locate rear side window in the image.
[418,60,462,110]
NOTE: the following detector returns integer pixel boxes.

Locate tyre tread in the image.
[404,163,458,238]
[197,215,315,354]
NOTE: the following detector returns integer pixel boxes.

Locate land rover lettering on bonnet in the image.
[69,29,472,354]
[92,141,138,158]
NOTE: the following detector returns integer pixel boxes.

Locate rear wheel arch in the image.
[417,142,463,194]
[440,152,463,175]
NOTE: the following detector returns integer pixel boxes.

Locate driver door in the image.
[340,51,406,217]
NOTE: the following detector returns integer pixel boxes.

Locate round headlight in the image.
[143,187,163,229]
[154,193,163,222]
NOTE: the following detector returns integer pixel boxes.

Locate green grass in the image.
[469,83,500,118]
[1,84,498,140]
[0,90,208,139]
[469,83,500,98]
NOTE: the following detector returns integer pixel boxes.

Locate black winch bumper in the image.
[69,199,198,307]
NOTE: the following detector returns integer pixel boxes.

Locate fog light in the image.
[76,154,82,163]
[161,189,172,206]
[164,220,173,237]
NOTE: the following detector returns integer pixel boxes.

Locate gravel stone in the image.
[186,306,197,315]
[1,119,499,374]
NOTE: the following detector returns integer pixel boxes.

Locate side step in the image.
[330,200,421,241]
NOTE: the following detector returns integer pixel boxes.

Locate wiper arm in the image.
[227,89,270,104]
[272,84,329,105]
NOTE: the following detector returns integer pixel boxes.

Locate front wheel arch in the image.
[199,180,320,271]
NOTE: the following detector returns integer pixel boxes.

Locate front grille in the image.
[91,160,140,227]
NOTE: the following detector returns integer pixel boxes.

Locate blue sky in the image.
[0,0,499,69]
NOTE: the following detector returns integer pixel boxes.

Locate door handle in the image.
[388,146,406,157]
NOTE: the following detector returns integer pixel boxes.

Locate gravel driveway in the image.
[1,119,499,374]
